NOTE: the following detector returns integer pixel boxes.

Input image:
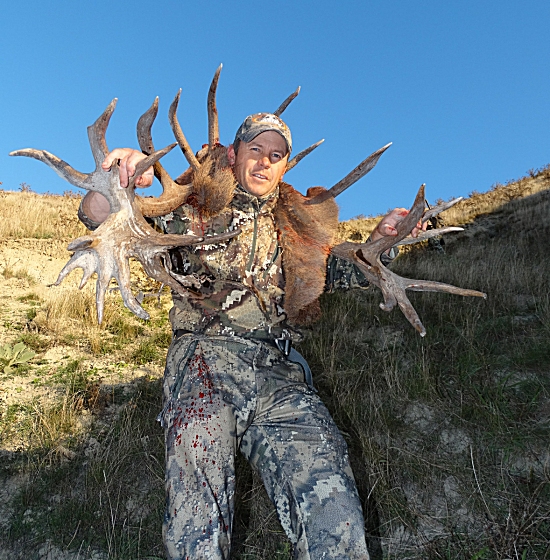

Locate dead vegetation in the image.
[1,168,550,559]
[0,189,86,240]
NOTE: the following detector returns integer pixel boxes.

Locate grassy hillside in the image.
[0,166,549,559]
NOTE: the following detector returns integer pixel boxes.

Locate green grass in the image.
[130,330,173,365]
[15,332,51,352]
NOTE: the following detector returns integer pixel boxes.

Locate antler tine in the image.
[422,197,463,223]
[396,227,464,246]
[285,139,324,172]
[208,64,222,148]
[10,99,120,191]
[361,184,426,257]
[274,86,300,117]
[306,142,392,205]
[135,98,194,217]
[329,142,392,198]
[88,98,118,167]
[169,89,201,171]
[137,97,159,155]
[9,148,89,189]
[391,184,426,244]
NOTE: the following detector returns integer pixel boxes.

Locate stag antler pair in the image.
[11,66,485,333]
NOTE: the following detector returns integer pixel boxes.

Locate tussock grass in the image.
[1,371,94,457]
[31,286,151,355]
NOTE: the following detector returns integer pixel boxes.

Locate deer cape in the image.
[187,161,339,326]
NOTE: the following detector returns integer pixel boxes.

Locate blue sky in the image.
[1,1,548,220]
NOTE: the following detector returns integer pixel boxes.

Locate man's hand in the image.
[80,149,154,225]
[101,148,154,188]
[370,208,427,242]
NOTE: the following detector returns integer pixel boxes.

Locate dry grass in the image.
[32,285,133,354]
[0,189,86,240]
[339,164,550,244]
[298,166,550,559]
[1,167,550,559]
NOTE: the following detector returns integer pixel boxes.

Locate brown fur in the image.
[175,146,236,218]
[274,182,339,325]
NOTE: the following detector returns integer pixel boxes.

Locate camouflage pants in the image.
[160,334,370,560]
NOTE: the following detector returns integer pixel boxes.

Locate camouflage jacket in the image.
[152,186,369,342]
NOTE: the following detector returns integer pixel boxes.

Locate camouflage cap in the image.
[234,113,292,154]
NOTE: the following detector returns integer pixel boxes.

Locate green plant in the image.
[0,342,35,374]
[16,332,51,352]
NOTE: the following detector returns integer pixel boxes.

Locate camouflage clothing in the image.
[160,334,370,560]
[155,187,298,341]
[150,186,371,559]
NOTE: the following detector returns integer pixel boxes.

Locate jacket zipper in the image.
[246,205,259,272]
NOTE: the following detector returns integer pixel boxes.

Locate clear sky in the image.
[1,1,548,220]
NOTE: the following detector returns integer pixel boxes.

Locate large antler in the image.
[331,185,486,336]
[135,97,194,218]
[10,100,237,323]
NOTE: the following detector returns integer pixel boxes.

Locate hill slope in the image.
[1,166,549,559]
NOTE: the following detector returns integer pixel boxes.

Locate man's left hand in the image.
[370,208,427,242]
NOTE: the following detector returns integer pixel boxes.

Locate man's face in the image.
[228,131,289,198]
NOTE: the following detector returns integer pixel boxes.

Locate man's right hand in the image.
[101,148,154,188]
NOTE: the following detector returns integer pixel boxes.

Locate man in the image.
[81,112,416,560]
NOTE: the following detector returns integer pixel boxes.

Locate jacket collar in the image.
[232,184,279,213]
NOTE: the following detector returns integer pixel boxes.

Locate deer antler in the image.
[286,139,325,172]
[331,185,486,336]
[135,97,194,218]
[10,100,238,323]
[274,86,300,117]
[208,64,222,148]
[307,143,393,205]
